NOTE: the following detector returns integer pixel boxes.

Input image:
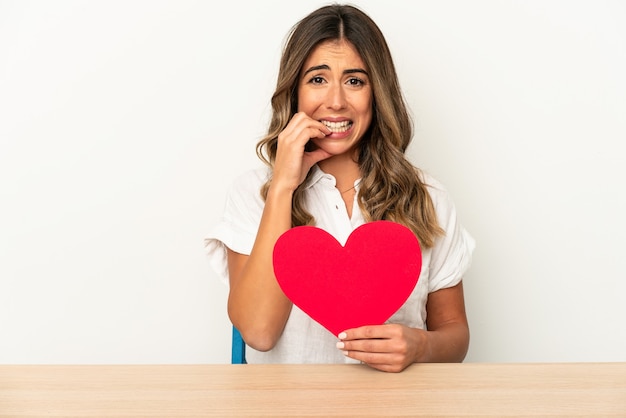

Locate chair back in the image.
[231,326,247,364]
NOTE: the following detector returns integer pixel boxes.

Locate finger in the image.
[343,350,406,372]
[337,337,390,353]
[342,349,408,373]
[343,349,389,363]
[366,362,407,373]
[339,325,395,341]
[303,148,332,168]
[291,111,332,135]
[280,113,330,144]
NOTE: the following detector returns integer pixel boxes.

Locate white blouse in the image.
[204,164,475,364]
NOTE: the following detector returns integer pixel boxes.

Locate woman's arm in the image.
[227,113,331,352]
[226,187,294,352]
[337,281,469,372]
[421,280,470,362]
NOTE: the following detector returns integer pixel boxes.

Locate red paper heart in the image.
[272,220,421,337]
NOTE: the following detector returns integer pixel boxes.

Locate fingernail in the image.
[342,350,349,356]
[336,341,345,349]
[338,332,347,339]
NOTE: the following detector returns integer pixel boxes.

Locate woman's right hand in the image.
[272,112,332,192]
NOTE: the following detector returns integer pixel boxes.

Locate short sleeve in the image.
[423,174,476,293]
[203,168,269,285]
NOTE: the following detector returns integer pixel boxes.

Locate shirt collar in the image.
[304,164,337,190]
[304,164,364,193]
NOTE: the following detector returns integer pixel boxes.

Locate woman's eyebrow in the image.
[344,68,368,76]
[303,64,369,76]
[303,64,330,75]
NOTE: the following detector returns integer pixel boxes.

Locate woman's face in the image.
[297,39,373,157]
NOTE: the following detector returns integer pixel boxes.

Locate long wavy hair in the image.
[256,4,443,248]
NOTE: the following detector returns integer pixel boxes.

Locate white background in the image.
[1,0,624,364]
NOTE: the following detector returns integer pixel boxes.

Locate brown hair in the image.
[256,4,443,247]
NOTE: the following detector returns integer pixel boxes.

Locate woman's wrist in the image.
[414,323,469,363]
[414,328,434,363]
[266,179,297,200]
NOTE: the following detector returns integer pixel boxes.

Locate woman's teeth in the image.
[321,120,351,133]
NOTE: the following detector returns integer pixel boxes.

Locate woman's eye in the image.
[309,76,325,84]
[347,77,365,86]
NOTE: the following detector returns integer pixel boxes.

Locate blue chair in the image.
[231,326,247,364]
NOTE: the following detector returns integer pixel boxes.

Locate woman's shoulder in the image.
[220,166,270,217]
[416,168,461,218]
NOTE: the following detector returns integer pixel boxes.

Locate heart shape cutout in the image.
[272,220,422,337]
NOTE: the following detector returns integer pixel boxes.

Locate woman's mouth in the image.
[321,120,352,133]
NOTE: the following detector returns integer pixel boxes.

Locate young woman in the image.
[205,4,475,372]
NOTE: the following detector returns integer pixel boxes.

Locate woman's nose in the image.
[326,84,347,110]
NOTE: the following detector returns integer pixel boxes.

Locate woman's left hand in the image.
[337,324,427,373]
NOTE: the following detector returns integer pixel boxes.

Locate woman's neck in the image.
[317,153,361,191]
